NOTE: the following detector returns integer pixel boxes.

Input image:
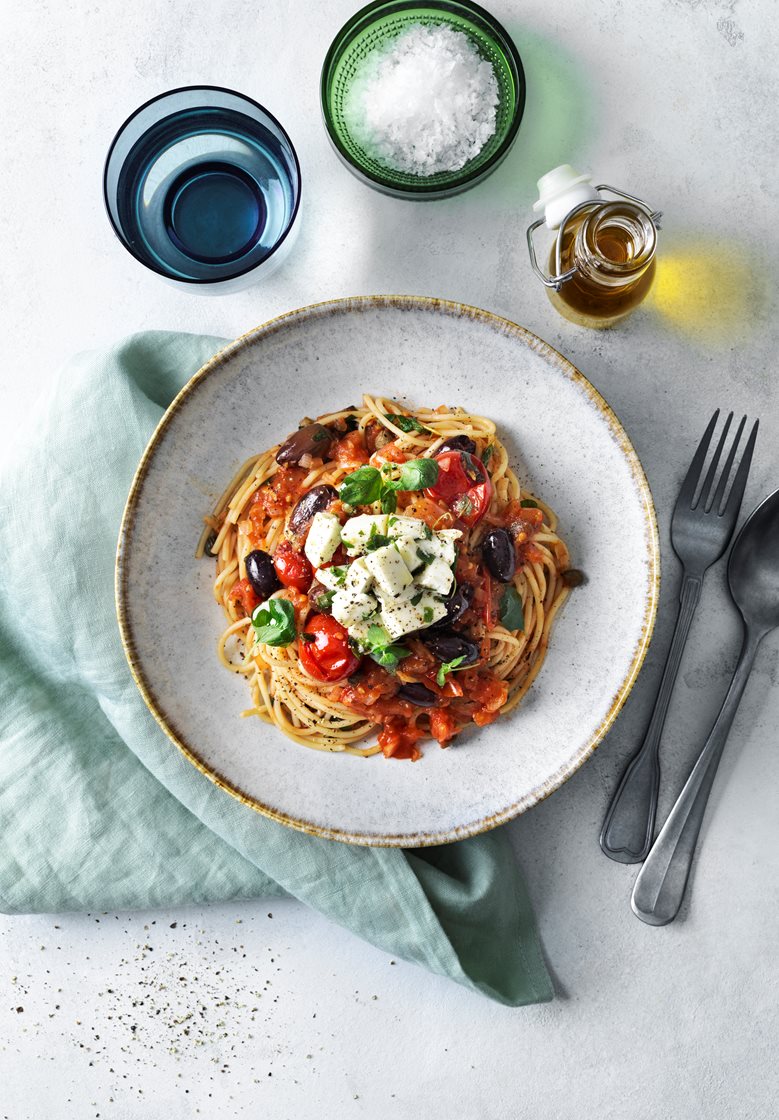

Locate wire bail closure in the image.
[526,185,663,291]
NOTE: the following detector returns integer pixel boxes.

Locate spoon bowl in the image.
[728,487,779,632]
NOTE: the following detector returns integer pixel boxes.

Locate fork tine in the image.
[710,414,746,513]
[677,410,719,510]
[720,418,759,519]
[698,411,733,510]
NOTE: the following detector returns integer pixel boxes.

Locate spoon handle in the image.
[600,573,702,864]
[631,628,762,926]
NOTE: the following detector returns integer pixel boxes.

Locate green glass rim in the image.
[320,0,526,198]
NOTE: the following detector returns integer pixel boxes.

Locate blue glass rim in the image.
[102,84,303,285]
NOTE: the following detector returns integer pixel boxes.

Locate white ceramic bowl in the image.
[116,296,659,846]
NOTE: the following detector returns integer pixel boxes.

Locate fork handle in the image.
[631,628,761,925]
[600,574,702,863]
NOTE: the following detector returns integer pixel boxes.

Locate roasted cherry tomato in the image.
[425,450,492,526]
[298,614,361,682]
[273,540,313,592]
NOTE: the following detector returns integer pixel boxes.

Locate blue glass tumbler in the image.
[103,86,302,293]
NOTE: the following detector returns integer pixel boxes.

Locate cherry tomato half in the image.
[298,614,361,683]
[273,540,313,592]
[425,451,492,526]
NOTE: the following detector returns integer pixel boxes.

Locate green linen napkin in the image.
[0,331,553,1007]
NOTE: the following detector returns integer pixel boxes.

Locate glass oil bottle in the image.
[527,166,662,328]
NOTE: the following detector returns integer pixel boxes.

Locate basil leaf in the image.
[367,623,390,646]
[365,532,391,551]
[251,598,296,646]
[481,444,494,465]
[499,586,525,631]
[395,458,439,491]
[436,654,466,687]
[362,623,410,671]
[384,413,430,434]
[520,499,538,509]
[380,488,398,514]
[370,644,411,670]
[339,466,382,507]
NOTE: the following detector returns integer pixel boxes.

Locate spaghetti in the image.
[202,396,576,761]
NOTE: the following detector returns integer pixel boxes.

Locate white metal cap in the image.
[533,164,600,230]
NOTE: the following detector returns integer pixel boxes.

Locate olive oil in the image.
[547,201,657,328]
[527,167,661,329]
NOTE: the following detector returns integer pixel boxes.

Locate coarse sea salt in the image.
[343,23,499,177]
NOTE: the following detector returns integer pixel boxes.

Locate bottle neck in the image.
[572,202,657,289]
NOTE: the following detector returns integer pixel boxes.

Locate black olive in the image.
[430,583,473,629]
[245,549,281,600]
[397,683,439,707]
[481,528,516,582]
[436,434,477,456]
[275,423,335,465]
[421,631,480,666]
[562,568,585,587]
[288,484,339,535]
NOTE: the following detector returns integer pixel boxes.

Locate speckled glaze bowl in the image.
[116,296,659,846]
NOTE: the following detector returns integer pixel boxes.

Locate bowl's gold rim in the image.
[115,295,660,847]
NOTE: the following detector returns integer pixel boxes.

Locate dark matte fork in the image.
[600,410,758,864]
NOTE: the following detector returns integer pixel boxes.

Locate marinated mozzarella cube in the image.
[432,529,462,565]
[394,536,426,574]
[364,545,413,596]
[416,556,455,596]
[417,592,449,628]
[340,514,388,556]
[304,512,342,568]
[381,598,427,641]
[387,515,429,541]
[331,590,377,628]
[344,556,373,593]
[314,565,348,591]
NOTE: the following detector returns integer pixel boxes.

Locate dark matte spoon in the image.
[632,486,779,925]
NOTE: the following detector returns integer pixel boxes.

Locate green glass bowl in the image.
[320,0,525,200]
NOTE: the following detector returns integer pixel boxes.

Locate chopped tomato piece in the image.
[399,495,454,530]
[371,440,409,465]
[249,467,307,520]
[430,709,460,745]
[332,430,369,467]
[460,669,509,712]
[273,540,313,592]
[298,614,361,683]
[228,578,260,617]
[377,716,425,761]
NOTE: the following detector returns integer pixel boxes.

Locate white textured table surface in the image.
[2,1,778,1117]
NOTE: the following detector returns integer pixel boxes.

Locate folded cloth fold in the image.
[0,331,552,1006]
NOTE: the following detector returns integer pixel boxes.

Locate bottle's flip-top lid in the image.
[533,164,600,230]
